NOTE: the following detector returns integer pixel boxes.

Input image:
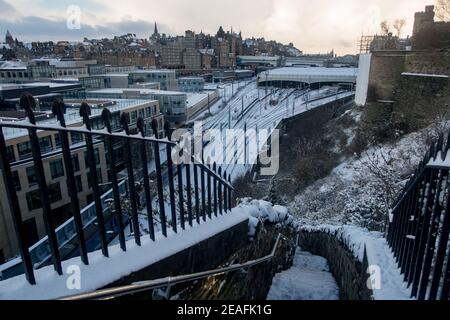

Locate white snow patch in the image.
[267,247,339,300]
[0,208,250,300]
[300,225,411,300]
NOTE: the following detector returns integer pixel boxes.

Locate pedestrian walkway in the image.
[267,247,339,300]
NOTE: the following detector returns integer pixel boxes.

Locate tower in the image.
[5,30,14,46]
[151,22,161,43]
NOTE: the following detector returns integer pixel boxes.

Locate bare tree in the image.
[392,19,406,37]
[436,0,450,21]
[380,21,390,35]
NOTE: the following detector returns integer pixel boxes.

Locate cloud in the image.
[0,0,21,21]
[0,0,433,54]
[1,15,173,42]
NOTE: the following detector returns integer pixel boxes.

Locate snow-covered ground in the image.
[301,225,411,300]
[0,207,250,300]
[290,122,429,230]
[267,247,339,300]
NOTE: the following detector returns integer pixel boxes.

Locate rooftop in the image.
[186,92,210,107]
[130,69,176,74]
[1,98,156,140]
[259,67,358,84]
[88,88,186,96]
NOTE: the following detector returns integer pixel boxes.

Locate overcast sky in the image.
[0,0,434,55]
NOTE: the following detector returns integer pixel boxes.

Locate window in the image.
[131,111,137,123]
[72,155,80,172]
[6,145,15,162]
[26,166,37,186]
[49,159,64,179]
[70,132,83,145]
[75,175,83,192]
[12,171,21,191]
[26,189,41,210]
[84,149,100,167]
[17,141,32,160]
[87,169,103,188]
[48,182,62,203]
[39,136,53,153]
[97,168,103,184]
[54,133,61,149]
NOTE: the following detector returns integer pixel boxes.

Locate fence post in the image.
[119,113,141,246]
[218,167,223,215]
[152,119,167,237]
[52,100,88,264]
[223,170,228,213]
[0,123,36,284]
[213,162,218,216]
[207,160,212,219]
[22,95,63,273]
[101,109,126,251]
[80,103,109,257]
[228,174,233,210]
[185,161,193,226]
[193,162,201,224]
[164,121,177,233]
[200,160,207,221]
[136,117,155,241]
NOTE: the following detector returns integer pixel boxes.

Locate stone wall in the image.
[177,222,297,300]
[404,51,450,75]
[367,50,449,103]
[367,51,407,102]
[298,230,373,300]
[104,219,249,299]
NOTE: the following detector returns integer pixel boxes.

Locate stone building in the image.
[161,42,184,68]
[356,5,450,106]
[182,48,202,69]
[412,5,450,50]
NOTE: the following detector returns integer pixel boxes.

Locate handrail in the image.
[60,233,284,300]
[387,132,450,300]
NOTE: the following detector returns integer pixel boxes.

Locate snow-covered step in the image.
[267,247,339,300]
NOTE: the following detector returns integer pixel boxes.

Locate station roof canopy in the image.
[258,67,358,84]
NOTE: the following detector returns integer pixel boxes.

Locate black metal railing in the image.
[387,132,450,300]
[0,94,233,285]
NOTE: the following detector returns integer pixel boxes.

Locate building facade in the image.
[128,70,178,90]
[87,88,187,126]
[178,77,205,92]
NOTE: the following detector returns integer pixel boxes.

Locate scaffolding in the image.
[358,35,374,54]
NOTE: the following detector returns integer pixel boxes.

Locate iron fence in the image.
[0,94,233,285]
[388,133,450,300]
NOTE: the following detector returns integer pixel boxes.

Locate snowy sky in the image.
[0,0,434,55]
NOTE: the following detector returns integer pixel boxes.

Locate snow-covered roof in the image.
[88,88,186,96]
[198,49,214,55]
[186,92,209,107]
[259,67,358,84]
[0,60,26,69]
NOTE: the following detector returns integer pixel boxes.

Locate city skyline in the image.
[0,0,433,55]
